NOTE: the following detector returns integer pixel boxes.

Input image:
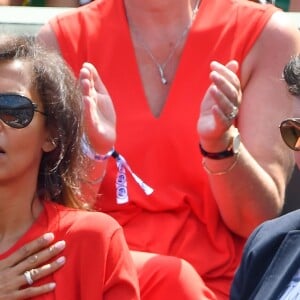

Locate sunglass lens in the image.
[280,120,300,151]
[0,95,34,128]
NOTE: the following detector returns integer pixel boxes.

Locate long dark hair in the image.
[0,35,91,209]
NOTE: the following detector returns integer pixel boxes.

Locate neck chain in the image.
[129,0,201,85]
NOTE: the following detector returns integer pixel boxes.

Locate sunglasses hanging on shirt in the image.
[0,93,46,129]
[279,118,300,151]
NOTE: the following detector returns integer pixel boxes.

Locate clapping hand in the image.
[197,60,242,146]
[79,62,116,155]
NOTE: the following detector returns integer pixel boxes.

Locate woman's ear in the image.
[42,136,57,153]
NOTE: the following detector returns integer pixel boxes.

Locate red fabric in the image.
[50,0,279,298]
[0,201,140,299]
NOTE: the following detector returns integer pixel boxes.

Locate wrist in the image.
[94,148,116,161]
[200,128,240,159]
[199,136,231,153]
[202,152,240,175]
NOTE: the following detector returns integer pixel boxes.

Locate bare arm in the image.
[36,23,61,53]
[198,11,300,237]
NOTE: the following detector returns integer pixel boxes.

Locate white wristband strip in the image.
[82,136,153,204]
[111,150,154,204]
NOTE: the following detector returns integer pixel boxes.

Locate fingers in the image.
[80,62,108,95]
[21,256,65,287]
[18,240,65,272]
[209,85,239,123]
[0,234,66,299]
[211,60,239,81]
[17,239,66,288]
[6,282,56,300]
[209,60,242,123]
[210,61,241,104]
[16,239,66,288]
[79,62,116,154]
[0,233,55,269]
[79,62,115,119]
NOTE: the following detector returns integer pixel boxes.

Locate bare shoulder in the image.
[242,11,300,87]
[260,11,300,47]
[37,22,60,52]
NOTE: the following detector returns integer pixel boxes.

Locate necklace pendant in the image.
[158,65,168,85]
[161,77,168,85]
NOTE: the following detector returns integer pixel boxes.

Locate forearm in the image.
[204,143,294,237]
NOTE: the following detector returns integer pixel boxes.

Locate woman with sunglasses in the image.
[0,34,139,299]
[230,55,300,299]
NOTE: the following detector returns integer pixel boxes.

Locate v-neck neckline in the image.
[117,0,206,120]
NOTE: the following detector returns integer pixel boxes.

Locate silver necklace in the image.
[129,0,201,85]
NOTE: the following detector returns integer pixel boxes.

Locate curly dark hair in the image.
[283,55,300,96]
[0,34,92,209]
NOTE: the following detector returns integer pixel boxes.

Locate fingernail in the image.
[43,233,54,242]
[48,282,56,290]
[54,240,66,250]
[56,256,66,265]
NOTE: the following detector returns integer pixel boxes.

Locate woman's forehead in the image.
[0,60,41,105]
[0,60,32,83]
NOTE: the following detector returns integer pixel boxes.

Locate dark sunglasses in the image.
[0,93,46,129]
[279,118,300,151]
